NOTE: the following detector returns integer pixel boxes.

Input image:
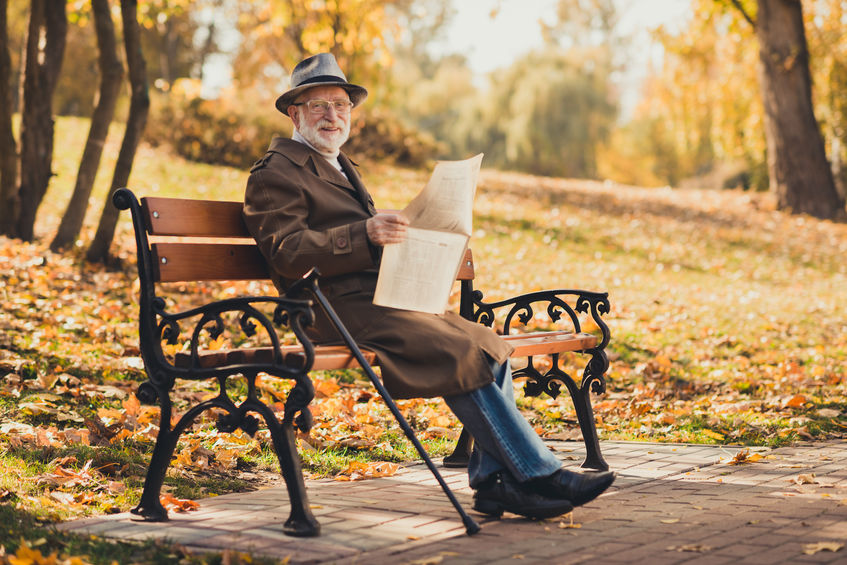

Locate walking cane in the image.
[287,269,481,536]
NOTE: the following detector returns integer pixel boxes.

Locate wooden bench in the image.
[114,187,612,536]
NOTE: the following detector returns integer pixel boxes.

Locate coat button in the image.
[336,236,348,248]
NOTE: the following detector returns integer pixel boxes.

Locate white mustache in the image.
[317,119,343,129]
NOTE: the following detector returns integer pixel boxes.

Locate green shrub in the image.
[145,88,440,169]
[145,89,286,169]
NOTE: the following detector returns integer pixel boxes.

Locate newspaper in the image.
[373,154,483,314]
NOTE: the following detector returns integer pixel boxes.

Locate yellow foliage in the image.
[616,0,847,189]
[701,429,725,441]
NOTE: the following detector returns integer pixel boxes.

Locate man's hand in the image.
[366,213,409,246]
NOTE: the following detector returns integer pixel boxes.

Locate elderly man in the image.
[243,53,614,520]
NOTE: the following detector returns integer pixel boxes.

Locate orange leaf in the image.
[785,394,807,408]
[160,493,199,512]
[208,335,227,351]
[727,449,764,465]
[314,378,341,398]
[122,394,141,418]
[334,460,400,481]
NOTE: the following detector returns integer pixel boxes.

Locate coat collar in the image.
[267,137,354,191]
[266,137,374,214]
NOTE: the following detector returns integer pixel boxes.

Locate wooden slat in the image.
[152,243,269,282]
[142,197,248,238]
[503,331,598,356]
[289,345,378,371]
[456,248,474,280]
[140,198,476,282]
[174,344,377,371]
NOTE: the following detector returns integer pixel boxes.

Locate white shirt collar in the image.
[291,130,343,174]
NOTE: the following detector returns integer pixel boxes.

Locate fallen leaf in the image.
[803,541,843,555]
[49,491,76,505]
[558,512,581,528]
[37,459,95,488]
[408,555,443,565]
[793,473,818,485]
[727,449,764,465]
[107,481,126,494]
[701,429,725,441]
[333,460,399,481]
[7,541,53,565]
[337,437,376,449]
[160,493,199,512]
[785,394,808,408]
[314,378,341,398]
[670,544,711,552]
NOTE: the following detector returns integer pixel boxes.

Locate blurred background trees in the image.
[624,0,845,218]
[1,0,846,252]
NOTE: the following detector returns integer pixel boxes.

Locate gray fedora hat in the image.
[275,53,368,115]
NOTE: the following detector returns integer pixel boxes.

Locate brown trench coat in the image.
[243,137,512,399]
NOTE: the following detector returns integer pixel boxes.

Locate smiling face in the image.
[287,85,352,154]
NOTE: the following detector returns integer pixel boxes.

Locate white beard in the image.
[297,115,350,156]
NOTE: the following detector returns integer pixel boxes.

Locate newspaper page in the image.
[373,154,483,314]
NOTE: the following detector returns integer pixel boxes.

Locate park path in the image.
[59,440,847,564]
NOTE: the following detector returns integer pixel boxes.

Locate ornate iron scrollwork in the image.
[217,411,260,436]
[284,380,316,432]
[516,354,572,399]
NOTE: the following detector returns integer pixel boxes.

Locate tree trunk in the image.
[50,0,123,251]
[0,0,18,235]
[756,0,845,219]
[86,0,148,264]
[832,137,846,204]
[13,0,67,241]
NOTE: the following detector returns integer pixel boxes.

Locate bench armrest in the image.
[465,288,611,349]
[463,287,611,399]
[139,294,318,384]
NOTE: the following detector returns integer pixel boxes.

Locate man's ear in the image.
[287,105,300,128]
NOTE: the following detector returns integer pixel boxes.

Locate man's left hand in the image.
[366,213,409,246]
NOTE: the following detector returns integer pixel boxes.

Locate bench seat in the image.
[173,331,599,372]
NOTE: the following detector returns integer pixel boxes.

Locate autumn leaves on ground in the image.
[1,117,846,562]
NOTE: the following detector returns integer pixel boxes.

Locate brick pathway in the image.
[58,441,847,564]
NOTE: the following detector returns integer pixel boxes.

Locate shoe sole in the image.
[572,474,616,506]
[473,498,573,520]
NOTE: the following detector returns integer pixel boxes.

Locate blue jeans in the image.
[443,359,562,488]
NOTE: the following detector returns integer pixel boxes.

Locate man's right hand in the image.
[366,213,409,246]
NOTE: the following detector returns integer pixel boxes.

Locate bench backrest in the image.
[140,196,476,284]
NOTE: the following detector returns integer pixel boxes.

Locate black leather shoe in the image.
[473,472,574,520]
[530,469,615,506]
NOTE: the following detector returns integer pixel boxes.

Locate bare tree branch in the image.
[728,0,757,29]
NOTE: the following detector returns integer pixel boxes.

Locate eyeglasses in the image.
[293,99,354,115]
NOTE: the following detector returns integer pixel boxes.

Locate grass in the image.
[1,115,846,562]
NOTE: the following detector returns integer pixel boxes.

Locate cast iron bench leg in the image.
[443,428,473,468]
[131,421,179,521]
[266,413,321,536]
[573,388,609,471]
